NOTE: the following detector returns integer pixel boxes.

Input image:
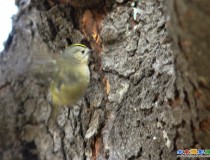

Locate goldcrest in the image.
[31,44,91,122]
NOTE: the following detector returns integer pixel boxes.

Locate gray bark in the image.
[0,0,210,160]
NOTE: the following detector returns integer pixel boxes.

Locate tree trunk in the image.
[0,0,210,159]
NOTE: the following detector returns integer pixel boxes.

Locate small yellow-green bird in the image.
[31,44,91,122]
[50,44,91,106]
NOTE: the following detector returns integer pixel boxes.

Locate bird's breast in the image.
[49,63,90,106]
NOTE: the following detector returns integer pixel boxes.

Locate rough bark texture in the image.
[168,0,210,150]
[0,0,210,160]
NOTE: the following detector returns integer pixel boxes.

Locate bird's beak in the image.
[88,49,93,54]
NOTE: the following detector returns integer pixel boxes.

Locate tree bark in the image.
[0,0,210,160]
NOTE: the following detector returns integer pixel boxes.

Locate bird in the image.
[30,44,92,122]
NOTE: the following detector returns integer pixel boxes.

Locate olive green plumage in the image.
[31,44,91,122]
[50,44,90,106]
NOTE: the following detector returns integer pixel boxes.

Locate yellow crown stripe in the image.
[70,44,87,48]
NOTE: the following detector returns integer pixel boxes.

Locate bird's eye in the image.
[81,50,85,54]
